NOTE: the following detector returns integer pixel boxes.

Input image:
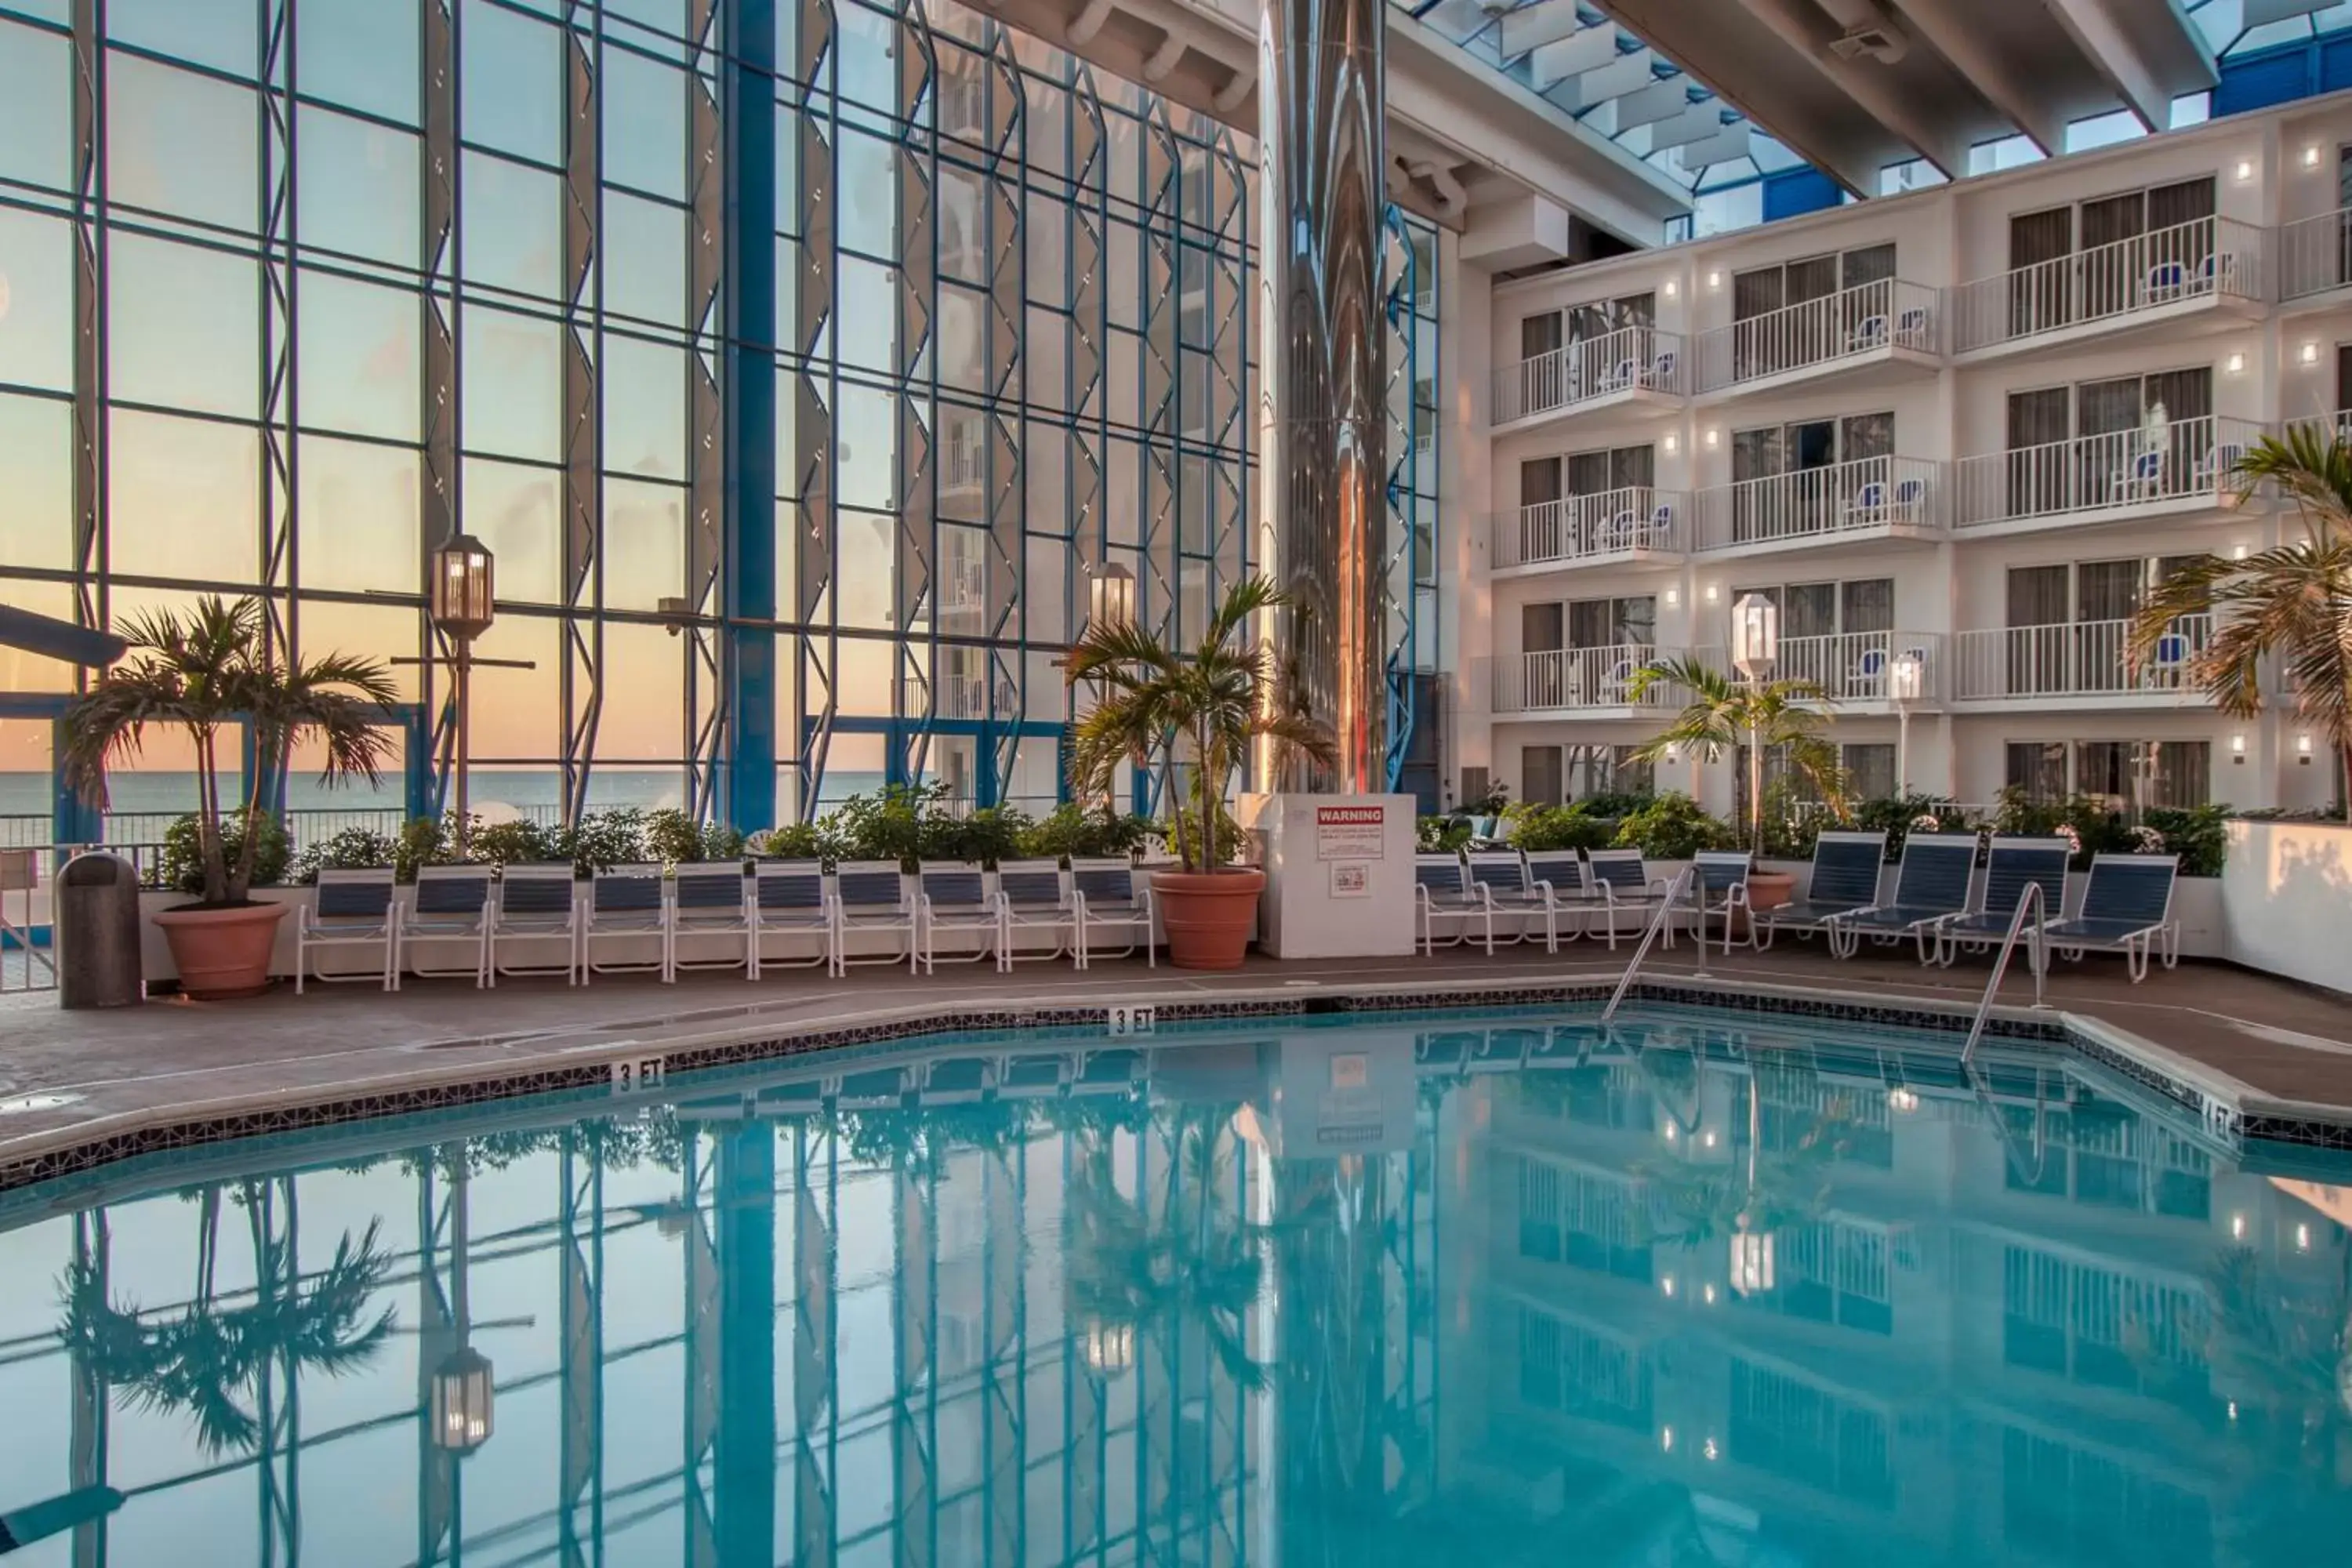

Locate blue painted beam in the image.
[722,0,779,836]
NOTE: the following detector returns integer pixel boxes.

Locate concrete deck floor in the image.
[4,942,2350,1173]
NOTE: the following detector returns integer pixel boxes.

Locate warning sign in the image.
[1314,804,1385,862]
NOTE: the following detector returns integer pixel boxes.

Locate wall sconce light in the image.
[1704,427,1720,448]
[2234,158,2256,183]
[1663,742,1682,765]
[1704,583,1719,604]
[2231,1212,2248,1239]
[2302,340,2321,365]
[1663,431,1680,454]
[1664,586,1681,608]
[2225,351,2245,375]
[2298,733,2314,765]
[1663,278,1679,299]
[2296,1222,2313,1251]
[2230,734,2248,764]
[1887,1087,1920,1114]
[1706,269,1722,290]
[2233,542,2250,560]
[2306,143,2325,169]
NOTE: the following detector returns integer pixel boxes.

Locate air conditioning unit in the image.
[1827,27,1906,65]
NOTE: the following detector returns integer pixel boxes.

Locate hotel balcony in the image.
[1948,216,2267,364]
[1490,325,1686,434]
[1491,488,1688,576]
[1697,631,1947,712]
[1951,416,2259,539]
[2280,207,2352,307]
[1692,279,1939,403]
[1494,645,1676,718]
[1692,455,1944,558]
[1950,615,2214,710]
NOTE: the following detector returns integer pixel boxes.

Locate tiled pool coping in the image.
[5,971,2347,1203]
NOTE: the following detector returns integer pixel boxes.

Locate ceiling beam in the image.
[2041,0,2174,131]
[1893,0,2063,154]
[1737,0,1970,178]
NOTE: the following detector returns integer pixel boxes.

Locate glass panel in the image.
[0,207,72,392]
[601,191,688,326]
[1844,744,1896,800]
[462,0,563,165]
[835,510,895,632]
[1520,312,1560,358]
[1564,451,1610,496]
[298,270,420,442]
[1784,583,1838,639]
[108,235,260,419]
[1840,579,1894,634]
[1730,267,1781,322]
[1614,595,1656,645]
[601,335,687,483]
[1609,445,1655,490]
[1519,458,1561,506]
[461,307,562,462]
[0,23,71,192]
[463,151,564,299]
[2074,376,2144,437]
[841,129,901,260]
[2147,177,2215,230]
[2150,741,2210,809]
[2075,560,2143,622]
[2074,741,2134,810]
[107,53,258,231]
[593,624,687,764]
[1521,746,1562,808]
[298,108,420,268]
[463,457,563,605]
[1521,602,1563,653]
[2005,742,2066,802]
[107,409,262,586]
[0,394,72,571]
[107,0,256,78]
[1838,412,1893,461]
[601,46,688,201]
[836,383,895,512]
[2009,207,2071,268]
[2005,566,2068,626]
[2006,388,2070,447]
[298,436,420,595]
[601,478,685,612]
[1784,255,1838,303]
[2145,366,2211,423]
[299,0,422,123]
[1839,245,1896,289]
[467,611,562,760]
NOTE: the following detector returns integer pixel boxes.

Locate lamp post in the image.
[1889,649,1922,797]
[429,539,496,855]
[1729,593,1779,848]
[430,1170,495,1457]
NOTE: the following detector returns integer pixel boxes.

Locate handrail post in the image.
[1600,866,1693,1023]
[1961,880,2050,1063]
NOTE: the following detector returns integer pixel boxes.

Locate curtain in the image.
[1839,411,1894,462]
[2009,206,2072,270]
[1840,245,1896,289]
[2006,388,2070,447]
[1784,255,1838,303]
[1610,444,1656,489]
[2009,208,2073,336]
[2075,559,2143,622]
[2074,376,2144,436]
[2080,192,2145,249]
[2339,343,2352,416]
[1522,601,1563,653]
[2075,741,2134,809]
[1520,458,1560,506]
[1841,578,1895,634]
[2005,388,2071,519]
[2151,741,2211,810]
[2146,177,2214,231]
[2145,365,2211,423]
[2006,565,2069,626]
[1566,450,1613,496]
[1521,311,1562,360]
[1731,426,1781,482]
[2005,743,2066,803]
[1784,583,1838,639]
[1520,746,1563,809]
[1844,744,1895,800]
[1732,266,1783,323]
[1566,599,1612,650]
[1615,291,1656,328]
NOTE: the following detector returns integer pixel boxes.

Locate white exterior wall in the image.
[1442,92,2352,818]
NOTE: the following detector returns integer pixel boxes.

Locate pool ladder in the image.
[1600,866,1707,1023]
[1960,879,2051,1063]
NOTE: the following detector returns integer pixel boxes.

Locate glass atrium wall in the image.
[0,0,1437,833]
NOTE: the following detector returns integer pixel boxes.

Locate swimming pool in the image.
[1,1007,2347,1565]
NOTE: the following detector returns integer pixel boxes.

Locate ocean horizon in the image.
[0,769,894,824]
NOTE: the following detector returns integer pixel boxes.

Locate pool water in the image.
[2,1010,2349,1566]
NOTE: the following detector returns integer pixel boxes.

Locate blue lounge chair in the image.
[1467,849,1564,953]
[1522,850,1591,942]
[1584,848,1674,949]
[2044,853,2180,983]
[1753,832,1886,949]
[1686,850,1755,952]
[1417,852,1481,953]
[1830,836,1977,963]
[750,859,831,977]
[296,866,398,993]
[1935,837,2070,967]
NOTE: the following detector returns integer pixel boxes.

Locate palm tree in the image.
[1626,655,1844,854]
[2131,426,2352,805]
[60,596,400,903]
[1064,575,1334,873]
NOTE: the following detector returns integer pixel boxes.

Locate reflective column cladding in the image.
[1260,0,1385,793]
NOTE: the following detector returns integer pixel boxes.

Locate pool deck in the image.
[5,938,2351,1178]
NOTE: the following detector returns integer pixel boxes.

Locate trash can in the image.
[56,852,143,1010]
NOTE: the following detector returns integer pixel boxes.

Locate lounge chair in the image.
[397,864,494,988]
[996,858,1075,970]
[1584,848,1674,949]
[1522,850,1592,942]
[1466,849,1565,953]
[1686,851,1755,952]
[833,862,915,975]
[750,860,832,977]
[492,862,583,984]
[1829,836,1977,963]
[1071,858,1155,968]
[2044,853,2180,982]
[1414,853,1481,953]
[1752,832,1886,949]
[914,862,1001,975]
[669,861,753,980]
[582,862,668,982]
[296,866,398,993]
[1935,837,2070,966]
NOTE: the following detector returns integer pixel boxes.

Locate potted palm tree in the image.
[2132,426,2352,804]
[61,596,399,998]
[1627,655,1846,912]
[1065,575,1334,969]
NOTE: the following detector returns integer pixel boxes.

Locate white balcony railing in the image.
[1693,455,1941,553]
[1693,278,1938,394]
[1952,416,2260,529]
[1494,488,1685,568]
[1951,615,2213,702]
[1496,645,1669,713]
[2280,207,2352,301]
[1491,325,1686,425]
[1949,215,2266,354]
[1760,630,1945,704]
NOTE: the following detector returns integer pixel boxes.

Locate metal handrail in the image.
[1960,879,2049,1063]
[1601,866,1697,1023]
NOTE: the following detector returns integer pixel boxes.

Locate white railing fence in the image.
[1951,615,2214,702]
[1491,324,1686,425]
[1694,278,1937,393]
[1950,214,2266,354]
[1497,644,1668,713]
[1952,416,2260,528]
[1494,487,1684,568]
[1694,454,1942,552]
[2278,206,2352,301]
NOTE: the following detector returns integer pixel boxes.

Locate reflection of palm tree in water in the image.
[2203,1240,2352,1559]
[56,1179,396,1457]
[1635,1051,1854,1253]
[1062,1103,1270,1389]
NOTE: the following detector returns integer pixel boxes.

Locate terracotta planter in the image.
[1733,870,1796,939]
[1151,868,1265,971]
[152,902,290,1000]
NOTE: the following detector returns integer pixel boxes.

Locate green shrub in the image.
[920,804,1033,868]
[1018,803,1153,862]
[160,810,291,897]
[1847,792,1962,862]
[469,817,561,867]
[827,784,934,866]
[2140,803,2228,877]
[749,822,831,861]
[294,825,396,884]
[644,807,747,866]
[1572,789,1656,821]
[1504,804,1616,854]
[1610,792,1735,860]
[1457,779,1510,815]
[555,808,650,874]
[1417,815,1474,853]
[1991,788,2136,868]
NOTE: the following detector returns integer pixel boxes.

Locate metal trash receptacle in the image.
[56,852,144,1010]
